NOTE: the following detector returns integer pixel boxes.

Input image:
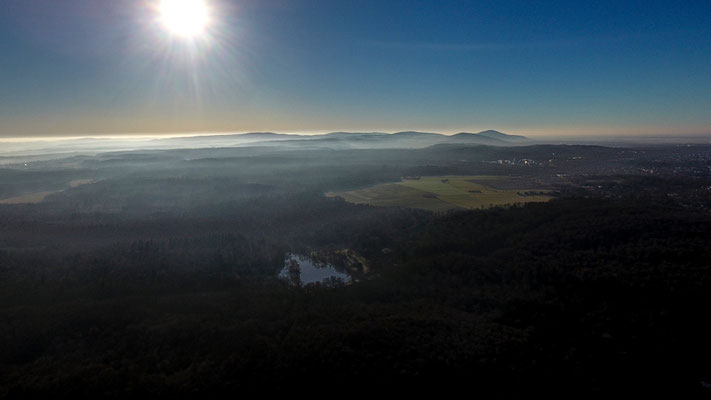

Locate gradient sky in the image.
[1,0,710,138]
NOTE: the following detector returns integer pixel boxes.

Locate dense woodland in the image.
[1,142,711,397]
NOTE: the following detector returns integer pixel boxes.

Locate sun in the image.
[159,0,209,38]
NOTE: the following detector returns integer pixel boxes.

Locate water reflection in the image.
[279,253,351,286]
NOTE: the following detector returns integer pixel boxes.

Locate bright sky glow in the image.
[159,0,209,38]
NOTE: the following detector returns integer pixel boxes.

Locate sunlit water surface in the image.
[278,253,351,285]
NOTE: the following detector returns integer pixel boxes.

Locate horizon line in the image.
[1,130,711,143]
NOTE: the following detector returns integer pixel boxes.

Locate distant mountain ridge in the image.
[474,130,528,142]
[141,130,531,151]
[325,132,388,137]
[392,131,444,137]
[453,130,527,141]
[0,130,531,160]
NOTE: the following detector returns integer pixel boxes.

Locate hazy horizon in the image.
[1,128,711,143]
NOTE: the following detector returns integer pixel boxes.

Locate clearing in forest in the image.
[327,175,552,212]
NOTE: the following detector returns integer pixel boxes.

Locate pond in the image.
[278,253,351,286]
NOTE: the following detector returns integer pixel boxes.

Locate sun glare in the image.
[159,0,209,38]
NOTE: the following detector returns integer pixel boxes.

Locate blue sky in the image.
[1,0,710,137]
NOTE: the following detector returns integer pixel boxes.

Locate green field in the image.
[327,175,552,211]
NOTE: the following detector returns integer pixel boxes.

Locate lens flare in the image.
[159,0,209,38]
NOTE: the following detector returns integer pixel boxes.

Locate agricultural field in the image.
[328,175,553,211]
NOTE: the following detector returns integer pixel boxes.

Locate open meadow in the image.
[328,175,553,211]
